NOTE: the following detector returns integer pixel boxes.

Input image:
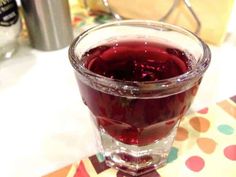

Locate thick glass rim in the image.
[69,20,211,96]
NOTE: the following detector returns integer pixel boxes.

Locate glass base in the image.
[100,122,179,176]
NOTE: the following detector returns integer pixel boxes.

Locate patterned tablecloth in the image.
[42,95,236,177]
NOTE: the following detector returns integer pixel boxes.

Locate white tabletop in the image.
[1,32,236,177]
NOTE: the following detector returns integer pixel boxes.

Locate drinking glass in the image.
[68,20,211,176]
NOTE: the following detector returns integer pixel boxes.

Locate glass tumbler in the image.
[68,20,211,176]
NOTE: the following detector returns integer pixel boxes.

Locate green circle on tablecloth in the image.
[217,124,234,135]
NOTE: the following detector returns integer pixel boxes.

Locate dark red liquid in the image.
[77,40,199,146]
[83,41,192,81]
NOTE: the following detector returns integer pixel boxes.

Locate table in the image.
[1,31,236,177]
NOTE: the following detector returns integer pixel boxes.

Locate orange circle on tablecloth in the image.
[197,137,217,154]
[189,116,210,132]
[176,127,189,141]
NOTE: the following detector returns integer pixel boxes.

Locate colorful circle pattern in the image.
[174,109,236,173]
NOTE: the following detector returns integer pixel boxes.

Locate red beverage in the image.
[77,40,199,146]
[69,20,211,175]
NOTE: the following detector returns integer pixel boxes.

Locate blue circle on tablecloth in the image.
[217,124,234,135]
[167,147,178,163]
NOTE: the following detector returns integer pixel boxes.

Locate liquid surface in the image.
[77,40,199,146]
[83,40,191,81]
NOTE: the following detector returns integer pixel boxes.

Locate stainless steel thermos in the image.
[21,0,73,51]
